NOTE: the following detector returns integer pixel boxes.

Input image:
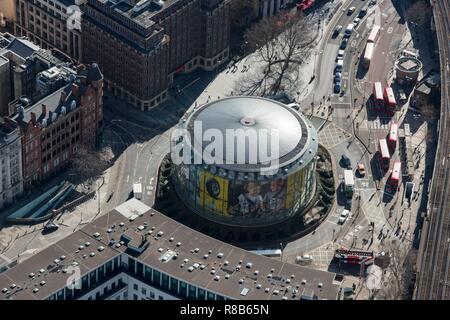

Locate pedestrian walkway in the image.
[319,123,353,149]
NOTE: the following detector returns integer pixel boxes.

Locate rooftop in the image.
[0,199,341,300]
[181,96,318,172]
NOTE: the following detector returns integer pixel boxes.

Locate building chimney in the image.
[72,83,80,97]
[60,91,67,103]
[42,104,47,117]
[30,112,36,124]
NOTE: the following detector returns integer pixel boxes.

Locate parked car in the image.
[359,6,368,18]
[348,6,356,14]
[334,72,342,83]
[340,38,348,49]
[334,82,341,93]
[336,49,345,61]
[353,18,361,26]
[333,25,343,37]
[358,163,366,176]
[43,221,59,234]
[339,209,350,224]
[341,154,352,169]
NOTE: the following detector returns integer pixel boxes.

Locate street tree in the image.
[375,239,417,300]
[237,11,315,96]
[67,145,113,188]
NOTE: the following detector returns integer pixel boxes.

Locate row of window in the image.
[127,258,228,301]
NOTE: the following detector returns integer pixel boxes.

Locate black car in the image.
[341,155,352,169]
[340,38,348,49]
[359,7,368,18]
[42,221,59,234]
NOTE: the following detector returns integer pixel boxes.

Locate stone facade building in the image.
[14,0,83,61]
[82,0,231,110]
[0,118,23,210]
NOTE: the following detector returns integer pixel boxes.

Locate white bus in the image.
[363,42,374,68]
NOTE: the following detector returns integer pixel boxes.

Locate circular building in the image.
[171,96,319,227]
[395,56,423,85]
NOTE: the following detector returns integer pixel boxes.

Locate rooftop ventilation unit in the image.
[240,288,249,296]
[98,246,105,252]
[214,276,220,281]
[217,253,224,258]
[39,269,45,273]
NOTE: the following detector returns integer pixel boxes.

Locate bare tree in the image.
[67,145,113,187]
[236,12,315,96]
[375,239,417,300]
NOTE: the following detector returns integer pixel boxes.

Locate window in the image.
[161,274,169,291]
[144,266,152,281]
[128,258,135,274]
[133,283,138,291]
[142,288,146,295]
[197,288,205,300]
[133,294,138,300]
[207,292,215,300]
[136,262,143,277]
[152,270,161,287]
[188,285,197,300]
[179,281,187,298]
[150,291,155,299]
[170,277,178,295]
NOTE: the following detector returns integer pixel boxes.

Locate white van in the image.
[344,23,355,37]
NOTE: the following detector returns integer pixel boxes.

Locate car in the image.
[340,38,348,49]
[359,7,368,18]
[336,49,345,61]
[348,6,356,14]
[333,25,343,37]
[339,210,350,224]
[334,82,341,93]
[369,0,377,6]
[43,221,59,233]
[296,254,314,265]
[341,155,351,169]
[357,163,366,176]
[334,72,342,83]
[353,18,361,26]
[287,102,300,110]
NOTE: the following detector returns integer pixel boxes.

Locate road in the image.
[414,0,450,300]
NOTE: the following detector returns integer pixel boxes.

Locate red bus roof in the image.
[384,87,396,105]
[373,82,383,101]
[391,161,401,181]
[379,139,390,159]
[389,122,398,142]
[367,25,380,42]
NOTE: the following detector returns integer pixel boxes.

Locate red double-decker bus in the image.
[335,249,374,265]
[388,121,398,150]
[390,161,401,187]
[378,138,390,170]
[367,25,381,43]
[384,87,396,114]
[373,82,384,108]
[297,0,315,11]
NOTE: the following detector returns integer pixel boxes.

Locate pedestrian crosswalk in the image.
[368,118,392,130]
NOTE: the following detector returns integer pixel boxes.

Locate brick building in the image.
[14,0,83,61]
[82,0,231,110]
[8,63,103,189]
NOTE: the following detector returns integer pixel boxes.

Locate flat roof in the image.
[0,199,341,300]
